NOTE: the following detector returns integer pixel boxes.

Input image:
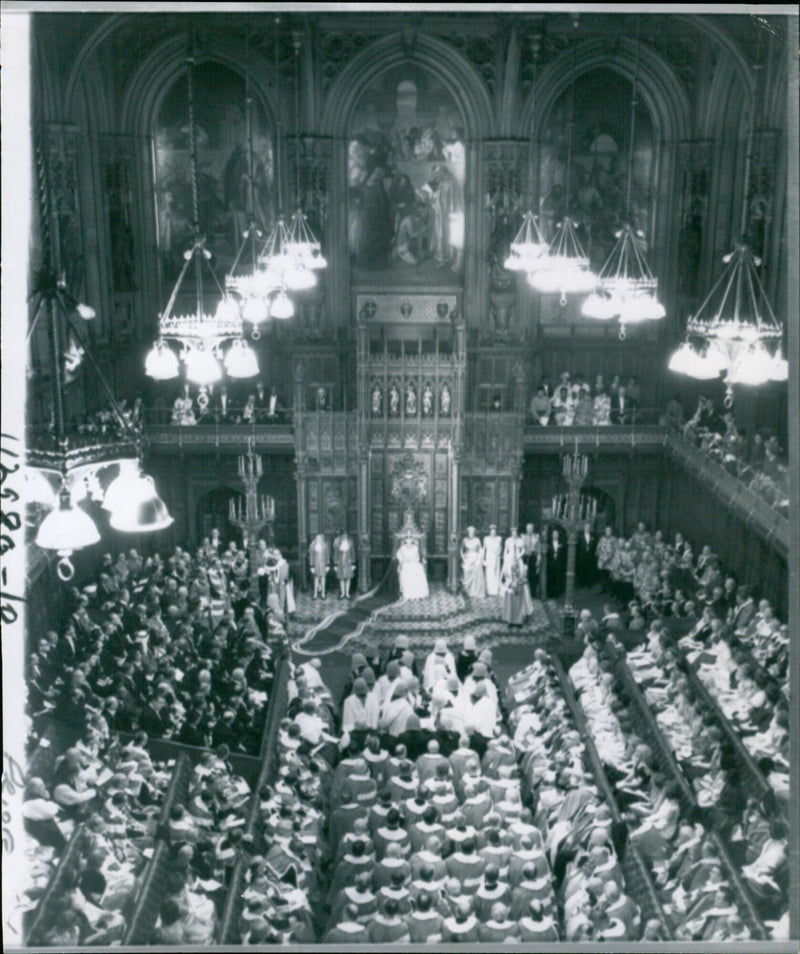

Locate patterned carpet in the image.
[290,584,556,657]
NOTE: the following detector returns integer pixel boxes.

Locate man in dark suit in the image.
[546,528,567,599]
[610,384,637,425]
[576,522,597,590]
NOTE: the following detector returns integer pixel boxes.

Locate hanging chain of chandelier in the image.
[505,18,665,338]
[146,24,326,388]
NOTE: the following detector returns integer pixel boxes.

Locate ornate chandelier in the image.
[669,243,786,401]
[528,21,597,305]
[146,47,258,384]
[528,217,596,302]
[668,58,785,404]
[582,19,664,337]
[29,270,172,581]
[504,210,549,274]
[227,22,326,326]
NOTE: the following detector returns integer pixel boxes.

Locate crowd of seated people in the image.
[595,522,790,696]
[576,520,790,935]
[27,543,279,759]
[567,630,771,941]
[507,650,655,942]
[529,372,645,426]
[28,399,145,449]
[678,395,789,515]
[21,732,173,946]
[149,749,254,944]
[599,523,789,787]
[213,628,672,945]
[166,380,288,427]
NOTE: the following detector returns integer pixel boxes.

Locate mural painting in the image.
[348,66,467,286]
[154,62,274,289]
[538,68,654,275]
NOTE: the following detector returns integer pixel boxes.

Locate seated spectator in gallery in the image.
[530,387,552,425]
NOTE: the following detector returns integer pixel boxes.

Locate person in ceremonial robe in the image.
[501,556,533,627]
[308,533,330,599]
[482,525,503,596]
[576,522,597,589]
[333,531,357,600]
[546,528,567,598]
[521,523,541,598]
[460,526,486,597]
[397,532,429,601]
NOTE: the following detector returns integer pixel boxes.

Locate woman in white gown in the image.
[483,526,502,596]
[397,533,429,600]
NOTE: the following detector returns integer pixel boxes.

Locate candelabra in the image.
[557,440,595,635]
[229,439,275,602]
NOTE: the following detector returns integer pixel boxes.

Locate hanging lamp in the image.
[285,30,327,274]
[225,23,279,336]
[668,56,785,405]
[146,42,257,381]
[528,20,597,305]
[582,17,665,338]
[504,37,548,276]
[250,18,298,318]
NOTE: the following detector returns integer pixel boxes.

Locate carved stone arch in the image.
[702,48,750,142]
[676,14,754,96]
[523,37,691,145]
[33,27,65,124]
[64,13,128,122]
[319,32,496,140]
[119,34,288,139]
[72,54,112,136]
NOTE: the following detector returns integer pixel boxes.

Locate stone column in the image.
[564,526,578,636]
[448,452,461,593]
[296,461,308,588]
[358,454,371,593]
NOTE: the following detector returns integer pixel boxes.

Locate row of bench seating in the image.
[548,651,673,938]
[604,643,770,939]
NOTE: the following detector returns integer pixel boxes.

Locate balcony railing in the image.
[665,432,789,557]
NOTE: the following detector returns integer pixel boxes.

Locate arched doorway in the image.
[194,486,244,548]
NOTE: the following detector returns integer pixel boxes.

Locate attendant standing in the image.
[546,529,567,599]
[483,526,503,596]
[460,527,486,598]
[576,522,597,589]
[308,533,330,599]
[333,531,357,600]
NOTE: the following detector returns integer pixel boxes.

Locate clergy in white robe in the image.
[342,678,380,733]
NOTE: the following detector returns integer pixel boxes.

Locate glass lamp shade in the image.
[145,342,180,380]
[76,303,96,320]
[726,342,774,386]
[25,468,59,508]
[618,292,666,324]
[668,341,699,376]
[581,291,619,320]
[242,295,270,325]
[102,459,141,513]
[109,476,173,533]
[270,290,294,320]
[284,260,317,291]
[768,349,789,382]
[37,500,100,551]
[184,348,222,385]
[224,339,259,378]
[529,264,596,296]
[668,341,724,380]
[215,295,241,323]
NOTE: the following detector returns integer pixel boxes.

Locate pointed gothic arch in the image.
[320,32,495,140]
